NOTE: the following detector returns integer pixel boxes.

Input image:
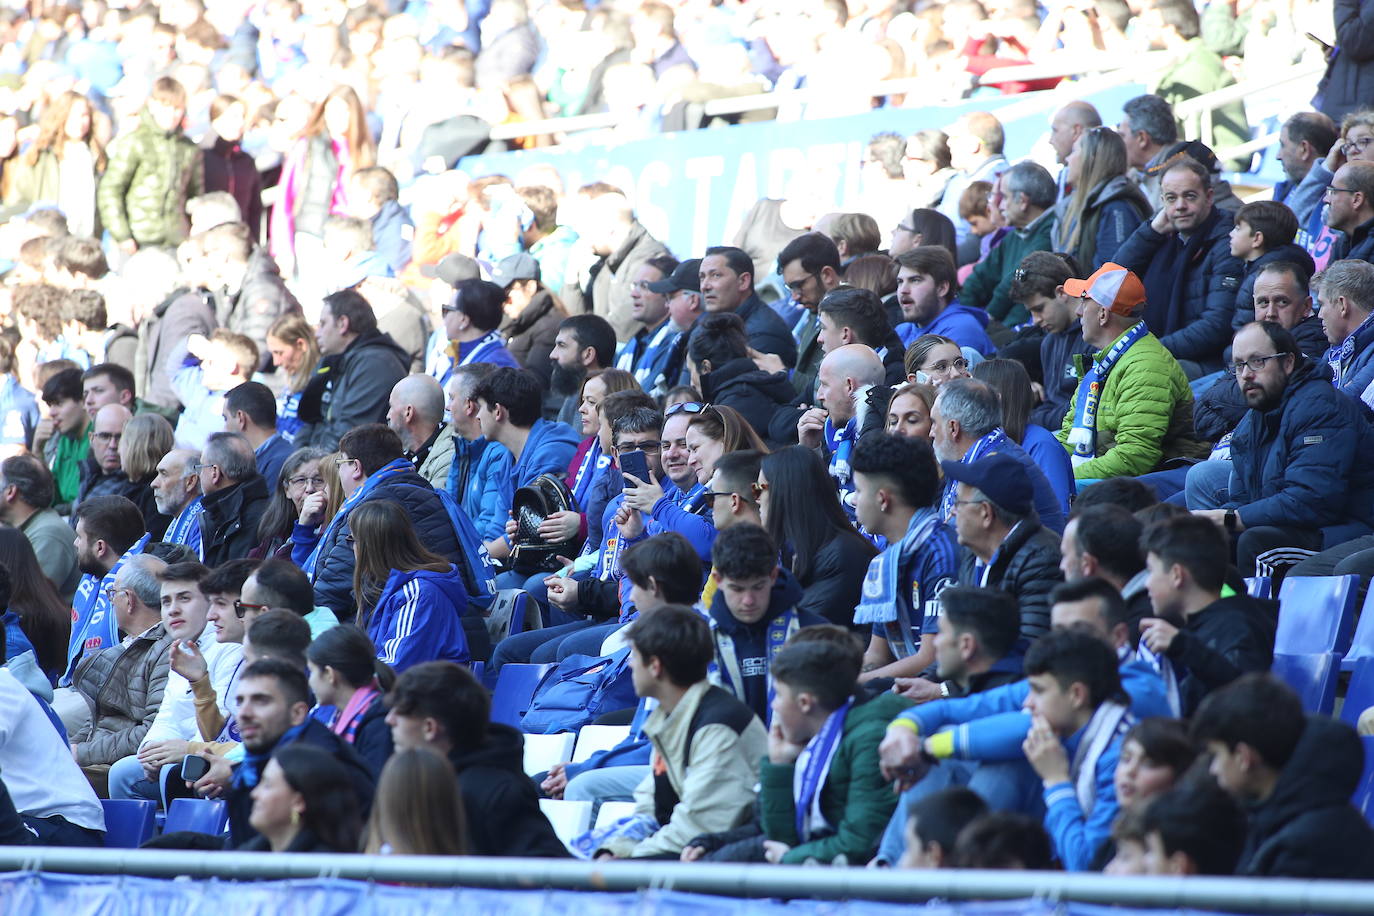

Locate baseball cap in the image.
[646,258,702,295]
[420,253,482,285]
[1061,262,1146,316]
[490,253,540,288]
[940,453,1033,518]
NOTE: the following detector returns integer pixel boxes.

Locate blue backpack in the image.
[519,649,638,734]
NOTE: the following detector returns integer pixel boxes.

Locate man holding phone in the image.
[797,345,887,521]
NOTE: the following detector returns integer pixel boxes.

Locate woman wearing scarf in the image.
[306,625,395,777]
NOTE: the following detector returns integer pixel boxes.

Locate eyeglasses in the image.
[91,431,122,443]
[441,305,462,314]
[1326,185,1358,196]
[287,475,325,489]
[922,358,969,375]
[952,498,988,511]
[616,440,662,453]
[1226,353,1288,376]
[894,223,917,234]
[187,461,217,474]
[703,489,755,506]
[102,585,129,599]
[1345,136,1374,154]
[784,272,819,294]
[665,401,707,418]
[335,457,358,468]
[232,599,269,619]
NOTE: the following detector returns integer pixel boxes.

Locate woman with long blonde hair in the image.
[7,90,106,236]
[362,747,470,855]
[1054,126,1150,271]
[265,312,321,445]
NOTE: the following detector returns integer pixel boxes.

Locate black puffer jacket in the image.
[447,723,568,857]
[956,521,1064,641]
[700,356,796,445]
[199,474,270,568]
[1239,715,1374,878]
[792,529,877,632]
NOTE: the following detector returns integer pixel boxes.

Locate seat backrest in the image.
[484,590,530,645]
[490,662,556,728]
[1343,658,1374,730]
[162,798,229,836]
[1271,652,1339,715]
[100,799,156,848]
[523,732,576,777]
[1356,736,1374,826]
[1276,575,1358,655]
[571,724,633,763]
[593,801,638,832]
[1348,588,1374,664]
[1245,576,1272,600]
[537,798,592,851]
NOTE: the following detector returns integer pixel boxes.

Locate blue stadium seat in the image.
[100,799,156,848]
[1355,737,1374,826]
[1244,576,1271,600]
[1271,653,1339,715]
[1275,575,1358,656]
[162,798,228,836]
[490,663,555,728]
[1344,658,1374,730]
[1344,587,1374,671]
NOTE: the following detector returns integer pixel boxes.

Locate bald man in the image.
[1049,101,1102,166]
[387,373,455,488]
[76,403,162,536]
[799,344,887,517]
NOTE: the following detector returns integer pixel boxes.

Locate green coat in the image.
[758,690,911,864]
[97,110,203,246]
[959,209,1056,327]
[1153,39,1250,168]
[1056,326,1208,480]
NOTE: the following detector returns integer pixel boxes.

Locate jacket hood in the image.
[344,328,410,363]
[449,721,527,773]
[390,564,471,609]
[941,302,992,329]
[503,288,561,337]
[1087,174,1151,211]
[708,567,805,634]
[521,418,582,465]
[1250,716,1365,832]
[701,357,794,400]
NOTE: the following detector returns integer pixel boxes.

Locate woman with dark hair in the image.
[687,313,793,443]
[971,358,1074,514]
[1055,126,1150,271]
[307,625,395,775]
[244,743,362,853]
[253,446,329,558]
[890,208,958,262]
[758,447,876,630]
[350,500,470,672]
[363,747,470,855]
[0,529,69,679]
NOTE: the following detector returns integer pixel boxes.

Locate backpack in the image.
[519,649,637,735]
[509,473,579,575]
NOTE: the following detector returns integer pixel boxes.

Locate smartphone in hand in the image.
[180,754,210,782]
[619,450,650,484]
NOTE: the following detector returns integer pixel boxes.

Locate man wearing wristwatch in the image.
[1188,318,1374,576]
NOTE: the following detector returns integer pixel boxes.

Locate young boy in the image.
[39,367,90,510]
[898,787,988,869]
[97,76,204,253]
[171,330,259,450]
[596,605,766,859]
[706,523,825,723]
[1227,200,1312,330]
[1138,778,1247,875]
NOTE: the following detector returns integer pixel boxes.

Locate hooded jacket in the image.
[956,520,1063,641]
[1226,358,1374,546]
[1165,594,1275,715]
[199,473,271,568]
[364,565,470,673]
[959,208,1057,327]
[794,530,878,632]
[449,435,514,542]
[699,356,795,443]
[370,198,413,275]
[1058,174,1151,271]
[589,220,671,340]
[707,569,824,722]
[447,723,568,857]
[758,689,910,864]
[503,418,581,511]
[97,108,204,247]
[899,300,996,357]
[1056,327,1208,479]
[1115,208,1245,369]
[1239,715,1374,878]
[305,329,410,451]
[504,288,566,388]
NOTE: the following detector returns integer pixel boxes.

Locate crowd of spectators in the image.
[0,0,1372,893]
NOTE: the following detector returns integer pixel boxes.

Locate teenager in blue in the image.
[64,496,148,686]
[851,433,958,682]
[470,366,579,565]
[444,364,514,546]
[706,523,825,724]
[349,501,468,672]
[893,247,995,355]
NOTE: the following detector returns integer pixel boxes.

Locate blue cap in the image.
[940,453,1033,518]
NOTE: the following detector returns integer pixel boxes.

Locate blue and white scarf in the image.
[793,699,852,841]
[940,427,1010,521]
[854,508,943,655]
[303,458,413,578]
[570,439,608,511]
[61,533,151,686]
[1328,311,1374,389]
[165,497,204,557]
[461,330,508,367]
[233,721,308,790]
[618,320,679,391]
[1067,322,1147,467]
[277,389,306,443]
[711,611,795,724]
[825,417,858,517]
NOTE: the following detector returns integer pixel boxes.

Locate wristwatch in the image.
[1224,510,1238,534]
[939,681,952,698]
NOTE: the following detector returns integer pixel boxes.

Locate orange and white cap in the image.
[1062,262,1146,316]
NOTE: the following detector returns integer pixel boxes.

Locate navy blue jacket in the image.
[1195,315,1329,441]
[1332,214,1374,263]
[1115,209,1244,368]
[1328,314,1374,406]
[1227,358,1374,546]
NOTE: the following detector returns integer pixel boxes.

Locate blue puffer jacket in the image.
[295,468,467,620]
[1115,209,1244,368]
[1227,358,1374,547]
[365,566,470,672]
[647,484,716,563]
[1333,214,1374,263]
[502,419,581,512]
[448,436,514,542]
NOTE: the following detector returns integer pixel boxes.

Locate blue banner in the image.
[460,84,1146,260]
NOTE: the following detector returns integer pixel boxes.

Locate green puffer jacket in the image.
[758,690,912,864]
[959,208,1056,327]
[97,110,203,247]
[1057,326,1208,480]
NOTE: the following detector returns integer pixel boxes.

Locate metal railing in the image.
[4,847,1374,913]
